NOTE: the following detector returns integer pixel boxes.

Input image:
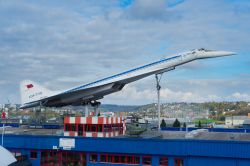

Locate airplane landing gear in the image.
[84,101,101,117]
[91,101,101,116]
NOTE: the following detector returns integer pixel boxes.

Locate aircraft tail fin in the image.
[20,80,53,104]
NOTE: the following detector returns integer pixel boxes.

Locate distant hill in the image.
[101,102,250,120]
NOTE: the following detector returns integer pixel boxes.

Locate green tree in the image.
[173,119,181,128]
[219,116,225,121]
[198,120,202,128]
[183,122,186,128]
[160,119,167,128]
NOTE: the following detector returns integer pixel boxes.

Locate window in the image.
[65,124,70,131]
[30,151,37,159]
[91,125,97,132]
[114,155,120,163]
[100,154,140,165]
[100,154,107,162]
[78,124,83,131]
[174,158,184,166]
[134,156,140,164]
[127,156,133,163]
[160,157,168,166]
[85,124,90,132]
[98,125,103,132]
[142,156,151,165]
[85,124,103,132]
[11,151,21,158]
[81,153,86,161]
[41,150,60,165]
[78,124,83,136]
[90,154,98,162]
[71,124,76,131]
[104,124,112,132]
[41,150,86,166]
[121,155,126,163]
[108,155,113,162]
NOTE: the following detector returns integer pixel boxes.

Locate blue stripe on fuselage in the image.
[63,55,181,94]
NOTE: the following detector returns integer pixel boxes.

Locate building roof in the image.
[2,127,250,141]
[226,116,248,120]
[243,119,250,125]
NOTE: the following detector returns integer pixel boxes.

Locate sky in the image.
[0,0,250,105]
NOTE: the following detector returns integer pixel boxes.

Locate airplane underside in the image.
[44,82,125,107]
[21,67,176,109]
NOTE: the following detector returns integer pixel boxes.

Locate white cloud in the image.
[0,0,250,104]
[103,78,250,104]
[230,92,250,101]
[102,85,202,104]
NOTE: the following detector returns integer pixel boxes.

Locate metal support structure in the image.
[185,114,188,133]
[1,123,4,146]
[94,106,100,116]
[90,101,101,116]
[85,105,89,117]
[155,74,163,131]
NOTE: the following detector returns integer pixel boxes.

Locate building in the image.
[225,116,248,127]
[1,126,250,166]
[243,119,250,129]
[2,115,250,166]
[63,116,125,137]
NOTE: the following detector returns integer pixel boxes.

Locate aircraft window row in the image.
[198,48,212,52]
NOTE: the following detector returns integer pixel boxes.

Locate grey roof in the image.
[226,116,248,120]
[2,126,250,142]
[243,119,250,125]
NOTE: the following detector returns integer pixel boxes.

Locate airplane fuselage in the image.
[19,49,234,109]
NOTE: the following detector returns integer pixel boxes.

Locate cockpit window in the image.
[198,48,212,52]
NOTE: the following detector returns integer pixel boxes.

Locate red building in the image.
[64,116,125,137]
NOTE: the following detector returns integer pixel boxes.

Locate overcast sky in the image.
[0,0,250,105]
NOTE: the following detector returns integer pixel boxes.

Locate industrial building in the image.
[225,114,250,128]
[2,124,250,166]
[225,116,248,127]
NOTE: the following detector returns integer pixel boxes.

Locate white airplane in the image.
[19,48,235,109]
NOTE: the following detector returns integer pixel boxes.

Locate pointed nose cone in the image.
[197,50,236,59]
[215,51,236,57]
